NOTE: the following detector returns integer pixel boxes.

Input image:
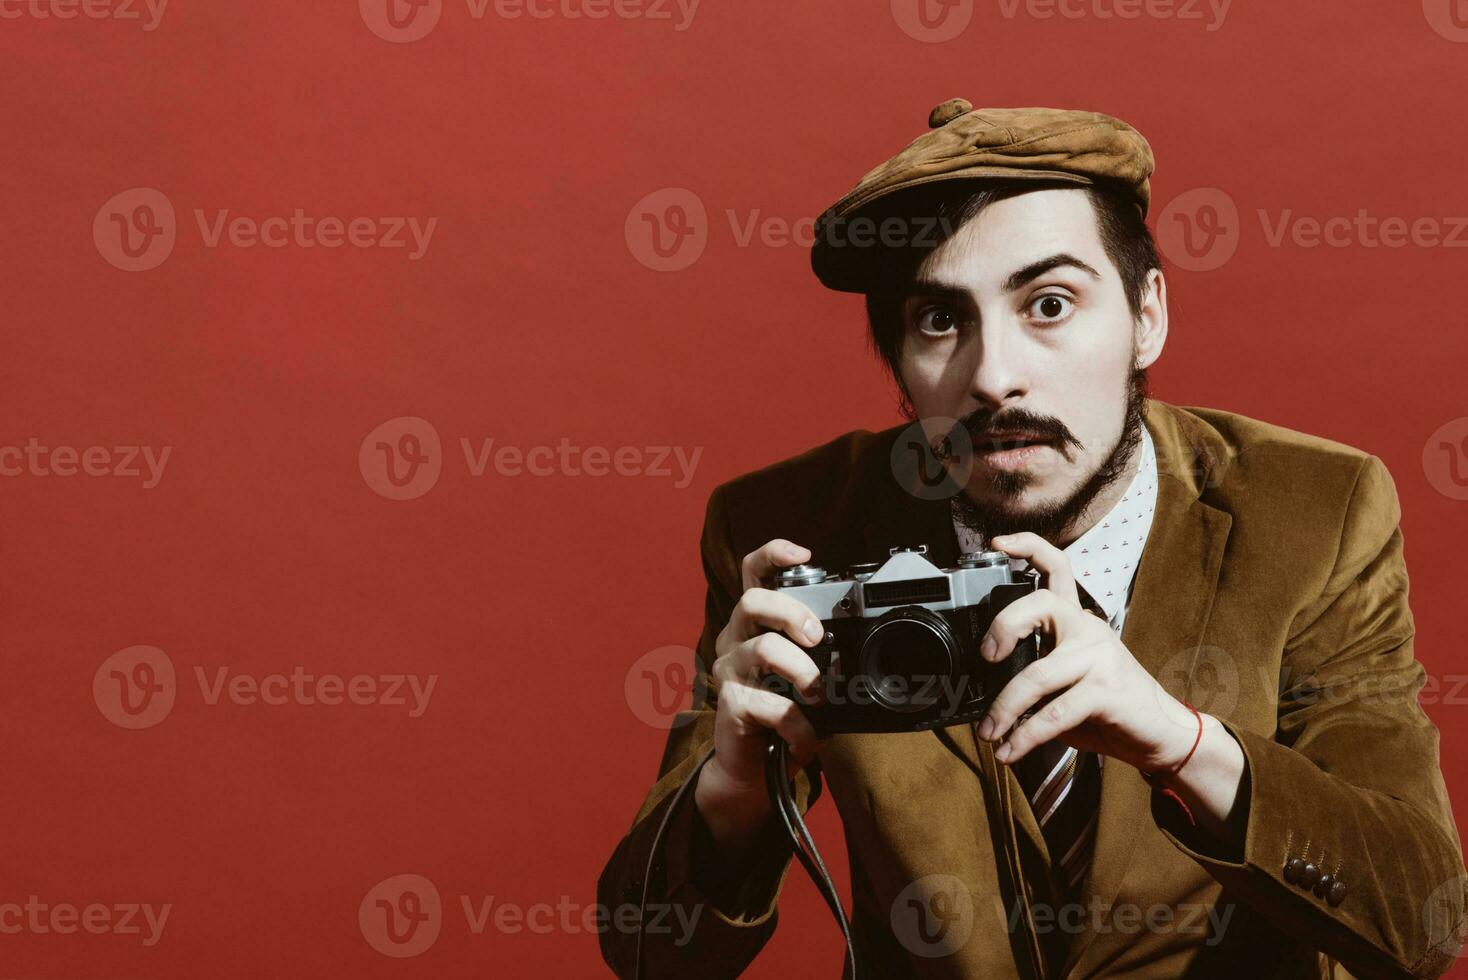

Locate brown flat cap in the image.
[810,99,1155,293]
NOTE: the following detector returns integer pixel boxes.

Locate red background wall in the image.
[4,1,1468,976]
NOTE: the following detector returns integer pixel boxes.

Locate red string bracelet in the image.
[1141,700,1204,826]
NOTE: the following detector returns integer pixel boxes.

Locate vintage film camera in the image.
[769,545,1041,734]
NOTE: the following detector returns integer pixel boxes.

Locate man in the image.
[598,101,1468,978]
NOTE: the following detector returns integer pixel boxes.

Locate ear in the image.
[1132,268,1168,370]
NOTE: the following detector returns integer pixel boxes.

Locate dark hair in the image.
[861,179,1162,395]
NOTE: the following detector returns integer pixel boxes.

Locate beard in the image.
[948,366,1150,547]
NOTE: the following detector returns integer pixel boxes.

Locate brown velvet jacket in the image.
[598,400,1468,978]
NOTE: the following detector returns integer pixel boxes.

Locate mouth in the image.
[972,432,1059,471]
[976,432,1055,451]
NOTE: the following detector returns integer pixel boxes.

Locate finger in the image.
[721,587,826,650]
[989,532,1078,604]
[741,539,811,592]
[729,630,824,700]
[788,738,829,776]
[980,589,1076,664]
[995,686,1096,764]
[722,684,822,758]
[978,644,1089,742]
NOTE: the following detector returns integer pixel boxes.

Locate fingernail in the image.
[803,619,824,644]
[978,717,994,740]
[995,742,1011,762]
[981,636,997,661]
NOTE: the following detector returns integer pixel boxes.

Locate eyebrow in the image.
[905,252,1104,301]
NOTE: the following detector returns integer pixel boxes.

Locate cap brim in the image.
[811,169,1098,294]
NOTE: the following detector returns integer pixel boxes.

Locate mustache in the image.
[933,409,1083,459]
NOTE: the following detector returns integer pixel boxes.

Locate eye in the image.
[1026,293,1074,323]
[914,305,966,336]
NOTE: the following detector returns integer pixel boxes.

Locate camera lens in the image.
[857,607,959,714]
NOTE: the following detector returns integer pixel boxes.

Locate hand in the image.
[694,539,830,849]
[973,532,1199,774]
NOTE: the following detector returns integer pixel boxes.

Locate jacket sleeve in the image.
[597,484,819,979]
[1153,454,1468,979]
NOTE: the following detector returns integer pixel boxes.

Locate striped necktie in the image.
[1002,584,1109,899]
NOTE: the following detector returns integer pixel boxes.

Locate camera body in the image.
[769,545,1040,734]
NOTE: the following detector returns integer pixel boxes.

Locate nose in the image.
[967,320,1031,410]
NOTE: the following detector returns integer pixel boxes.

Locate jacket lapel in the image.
[1061,402,1233,976]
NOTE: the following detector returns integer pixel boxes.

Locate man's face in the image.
[896,188,1166,542]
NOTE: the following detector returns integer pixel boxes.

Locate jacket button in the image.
[1328,880,1347,906]
[1313,874,1333,898]
[1283,858,1305,883]
[1301,863,1321,888]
